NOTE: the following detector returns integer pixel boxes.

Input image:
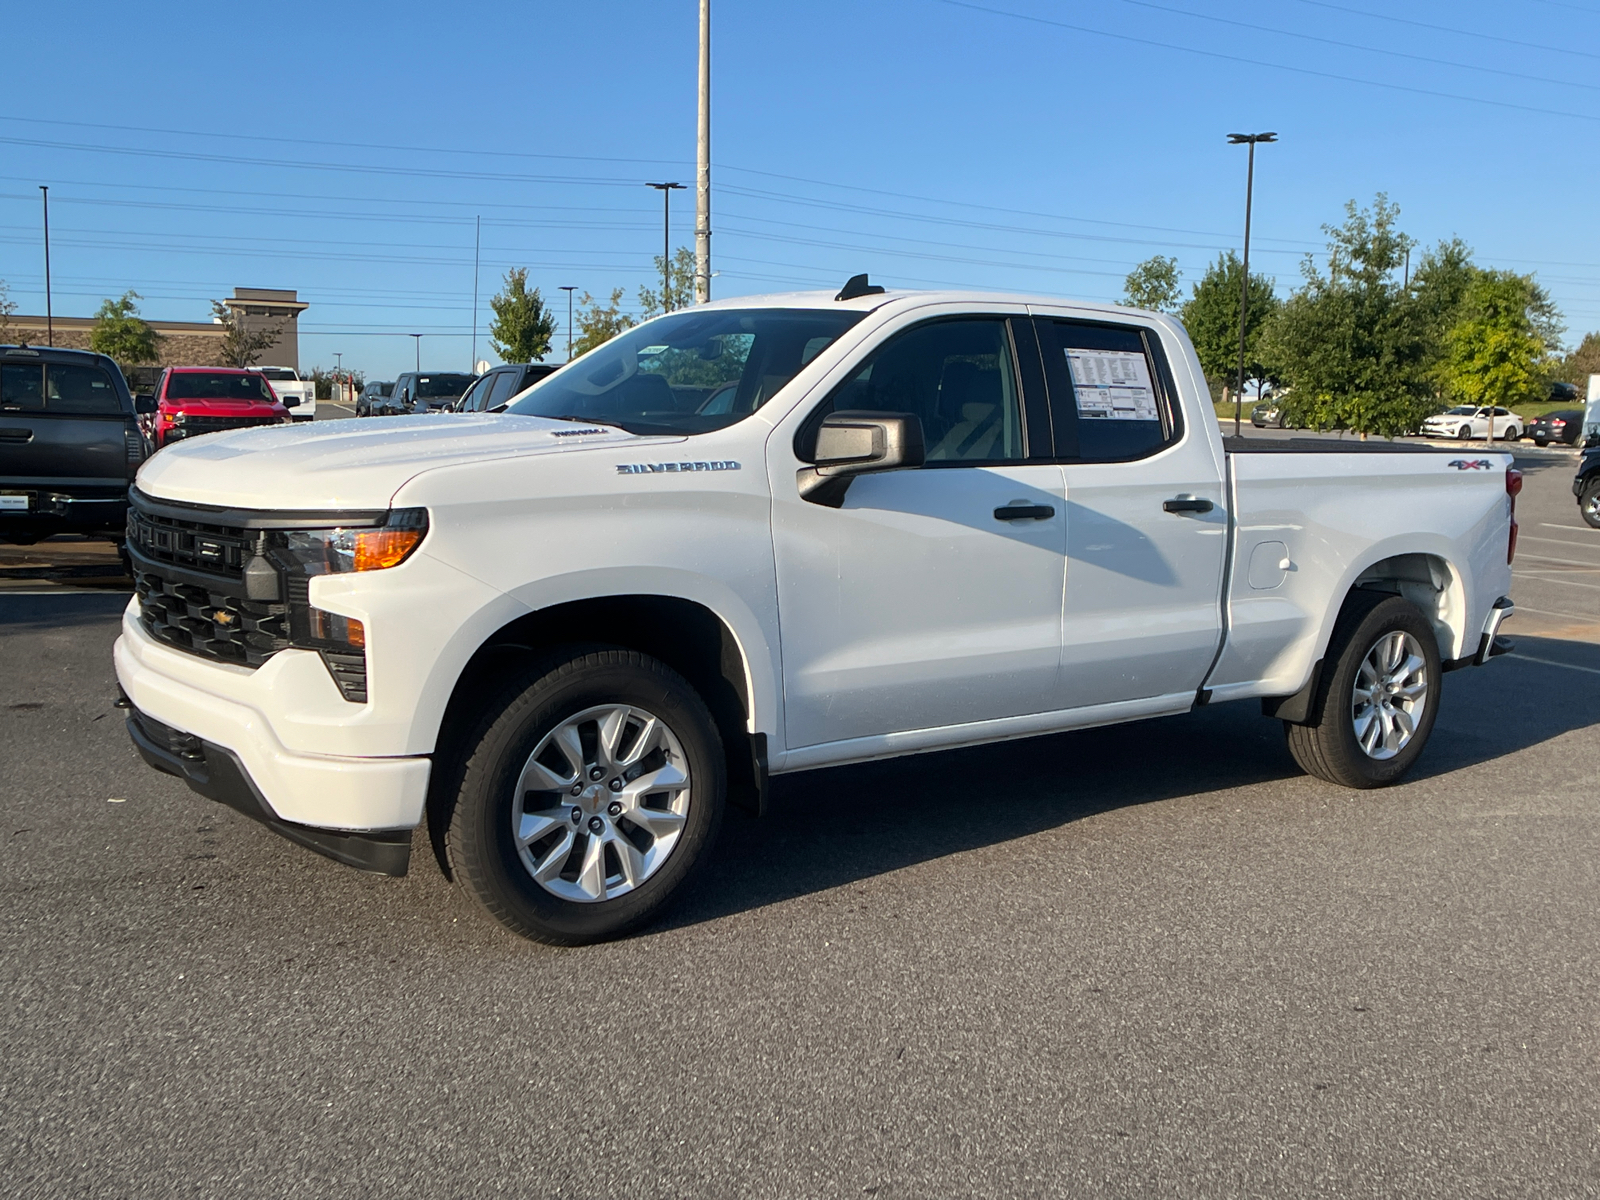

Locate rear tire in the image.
[444,647,725,945]
[1284,593,1442,789]
[1534,438,1549,447]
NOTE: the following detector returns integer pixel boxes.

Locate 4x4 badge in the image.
[1446,459,1492,470]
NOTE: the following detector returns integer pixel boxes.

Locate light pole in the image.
[470,215,481,373]
[695,0,711,304]
[560,285,577,361]
[1227,132,1276,438]
[334,352,343,405]
[39,186,53,347]
[410,333,422,373]
[646,182,685,311]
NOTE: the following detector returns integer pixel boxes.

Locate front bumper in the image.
[115,617,431,836]
[125,701,412,875]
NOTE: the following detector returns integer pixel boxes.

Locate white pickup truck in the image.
[257,366,315,422]
[114,282,1520,944]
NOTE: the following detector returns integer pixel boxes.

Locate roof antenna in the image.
[836,273,885,301]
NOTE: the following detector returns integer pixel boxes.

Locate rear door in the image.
[1031,313,1227,709]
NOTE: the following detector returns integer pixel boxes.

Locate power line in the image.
[936,0,1600,125]
[1288,0,1600,62]
[1120,0,1600,92]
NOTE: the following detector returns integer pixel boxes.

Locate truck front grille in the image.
[126,507,251,580]
[169,415,281,440]
[135,568,290,667]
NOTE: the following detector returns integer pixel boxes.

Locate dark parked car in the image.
[1528,408,1585,447]
[1577,440,1600,529]
[355,380,393,417]
[386,371,475,415]
[452,362,559,413]
[0,345,153,544]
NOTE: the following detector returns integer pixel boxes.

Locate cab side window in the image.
[1039,320,1179,462]
[46,364,122,414]
[809,319,1024,463]
[1,363,45,411]
[486,369,521,409]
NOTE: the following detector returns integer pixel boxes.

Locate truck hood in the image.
[135,413,654,510]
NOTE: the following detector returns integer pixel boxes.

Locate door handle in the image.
[0,429,32,443]
[994,503,1055,521]
[1163,497,1213,514]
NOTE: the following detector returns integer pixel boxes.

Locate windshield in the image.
[417,374,474,398]
[1442,406,1477,415]
[257,367,298,381]
[506,308,864,434]
[165,372,274,402]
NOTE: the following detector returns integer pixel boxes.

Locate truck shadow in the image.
[663,636,1600,931]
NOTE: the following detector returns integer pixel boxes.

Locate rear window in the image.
[47,363,122,414]
[1,362,45,411]
[417,374,474,398]
[257,367,298,381]
[165,372,275,402]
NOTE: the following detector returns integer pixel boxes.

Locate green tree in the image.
[1439,271,1549,424]
[1258,195,1434,437]
[1122,255,1182,313]
[89,291,162,372]
[1553,331,1600,390]
[488,267,557,363]
[210,300,280,367]
[1180,251,1279,393]
[638,247,696,319]
[572,288,636,358]
[308,366,365,400]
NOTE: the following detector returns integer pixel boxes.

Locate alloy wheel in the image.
[510,704,692,903]
[1351,631,1429,760]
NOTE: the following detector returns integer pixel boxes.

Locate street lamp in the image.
[646,182,685,312]
[559,285,577,361]
[1227,131,1276,438]
[410,333,422,373]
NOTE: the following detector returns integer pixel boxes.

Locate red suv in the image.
[148,367,290,450]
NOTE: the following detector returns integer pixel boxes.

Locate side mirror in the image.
[134,393,157,414]
[283,395,300,408]
[798,410,925,507]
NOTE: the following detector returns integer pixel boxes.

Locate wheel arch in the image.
[423,591,771,873]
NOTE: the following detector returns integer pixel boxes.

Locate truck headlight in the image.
[277,508,428,575]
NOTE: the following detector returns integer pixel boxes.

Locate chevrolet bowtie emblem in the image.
[211,610,237,627]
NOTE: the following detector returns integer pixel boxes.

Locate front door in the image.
[771,316,1067,751]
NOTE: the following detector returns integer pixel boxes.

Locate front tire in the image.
[445,648,726,945]
[1581,480,1600,530]
[1458,425,1472,440]
[1284,593,1442,789]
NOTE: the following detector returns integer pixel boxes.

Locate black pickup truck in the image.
[0,345,154,544]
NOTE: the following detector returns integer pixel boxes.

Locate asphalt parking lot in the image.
[3,437,1598,1198]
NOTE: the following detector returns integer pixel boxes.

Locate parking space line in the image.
[1541,523,1594,533]
[1513,605,1599,621]
[1515,555,1600,569]
[1520,535,1600,551]
[1509,653,1600,677]
[1513,574,1600,591]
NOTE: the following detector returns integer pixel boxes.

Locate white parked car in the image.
[1421,405,1523,442]
[114,282,1521,944]
[257,366,315,422]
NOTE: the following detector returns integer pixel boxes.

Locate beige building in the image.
[5,287,308,375]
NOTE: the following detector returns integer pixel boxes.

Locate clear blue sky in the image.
[3,0,1596,380]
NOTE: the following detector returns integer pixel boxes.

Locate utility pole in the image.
[695,0,711,304]
[39,186,53,346]
[560,285,577,361]
[1227,132,1276,438]
[334,352,344,405]
[470,215,481,373]
[646,182,685,312]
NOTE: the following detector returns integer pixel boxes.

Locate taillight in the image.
[1506,467,1522,563]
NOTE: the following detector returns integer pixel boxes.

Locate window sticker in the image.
[1064,348,1158,421]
